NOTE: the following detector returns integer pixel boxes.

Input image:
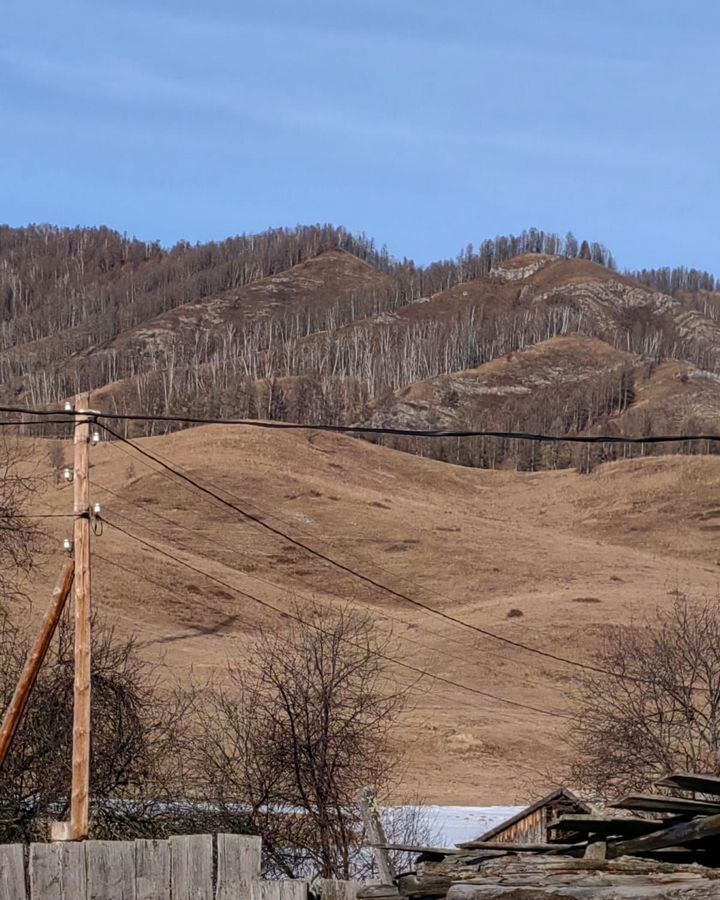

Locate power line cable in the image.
[9,513,78,519]
[2,404,719,445]
[0,418,77,427]
[102,516,570,719]
[99,437,555,645]
[94,489,553,685]
[92,544,544,722]
[97,421,617,679]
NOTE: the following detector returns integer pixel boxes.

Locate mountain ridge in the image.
[4,223,720,474]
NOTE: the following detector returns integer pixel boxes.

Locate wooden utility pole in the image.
[51,395,96,842]
[70,397,93,840]
[0,560,75,769]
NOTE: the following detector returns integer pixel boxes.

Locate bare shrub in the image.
[194,602,419,878]
[0,436,43,602]
[570,596,720,799]
[0,612,198,842]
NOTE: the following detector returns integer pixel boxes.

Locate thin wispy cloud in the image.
[1,0,718,268]
[2,44,668,175]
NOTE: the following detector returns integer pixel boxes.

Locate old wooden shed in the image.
[468,788,590,846]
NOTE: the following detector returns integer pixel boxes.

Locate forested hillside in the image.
[3,222,720,470]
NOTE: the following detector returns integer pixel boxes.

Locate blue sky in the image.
[1,0,718,270]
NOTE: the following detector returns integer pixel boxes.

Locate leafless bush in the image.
[0,435,43,602]
[0,612,198,842]
[382,801,439,875]
[193,602,418,878]
[570,596,720,800]
[1,594,432,854]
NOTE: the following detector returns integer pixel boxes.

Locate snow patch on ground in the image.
[389,806,524,848]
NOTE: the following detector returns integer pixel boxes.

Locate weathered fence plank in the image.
[251,880,308,900]
[216,834,262,899]
[279,884,309,900]
[13,835,321,900]
[29,843,86,900]
[0,845,25,900]
[85,841,136,900]
[170,834,213,900]
[315,880,358,900]
[134,840,170,900]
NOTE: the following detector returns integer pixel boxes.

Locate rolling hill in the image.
[106,249,395,356]
[364,334,720,439]
[14,427,720,803]
[5,222,720,803]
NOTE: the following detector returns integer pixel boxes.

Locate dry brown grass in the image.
[11,427,720,804]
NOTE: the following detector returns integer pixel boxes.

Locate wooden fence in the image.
[0,833,360,900]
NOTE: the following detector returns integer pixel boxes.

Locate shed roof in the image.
[472,788,590,843]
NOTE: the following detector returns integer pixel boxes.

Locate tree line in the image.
[626,265,717,296]
[12,291,720,473]
[0,223,613,364]
[5,221,720,473]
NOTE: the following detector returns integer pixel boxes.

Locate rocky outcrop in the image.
[489,256,557,282]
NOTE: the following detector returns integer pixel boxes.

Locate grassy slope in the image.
[14,428,720,804]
